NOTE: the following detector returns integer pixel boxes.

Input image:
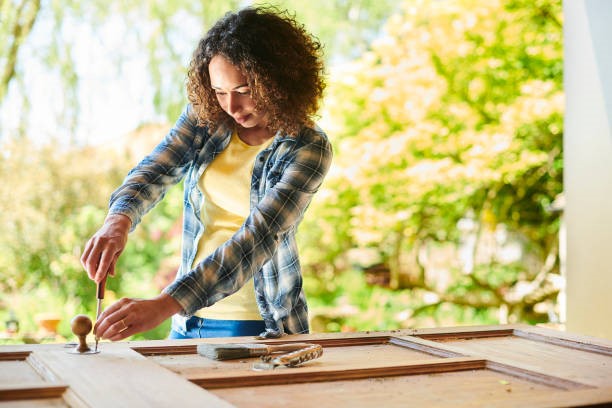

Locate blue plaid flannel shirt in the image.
[108,104,333,337]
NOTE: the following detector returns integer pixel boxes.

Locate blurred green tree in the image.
[0,127,182,341]
[0,0,40,102]
[0,0,402,340]
[301,0,563,330]
[0,0,565,340]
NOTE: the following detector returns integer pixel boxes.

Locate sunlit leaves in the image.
[302,0,563,328]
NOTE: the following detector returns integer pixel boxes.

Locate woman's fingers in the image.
[94,298,129,339]
[108,258,118,277]
[81,215,130,282]
[107,318,137,341]
[94,295,182,342]
[81,237,110,282]
[95,244,117,282]
[80,238,95,278]
[81,238,100,280]
[94,298,152,341]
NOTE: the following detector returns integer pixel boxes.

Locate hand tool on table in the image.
[252,343,323,370]
[94,276,106,352]
[197,342,324,370]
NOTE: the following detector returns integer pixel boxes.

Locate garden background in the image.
[0,0,563,343]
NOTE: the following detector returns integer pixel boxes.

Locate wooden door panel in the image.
[144,338,446,379]
[408,326,612,387]
[431,336,612,386]
[1,351,50,386]
[1,325,611,407]
[188,357,487,389]
[0,346,232,407]
[134,332,597,395]
[30,347,233,408]
[0,351,72,406]
[210,363,580,408]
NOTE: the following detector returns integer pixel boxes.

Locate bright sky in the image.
[0,10,198,147]
[0,4,378,148]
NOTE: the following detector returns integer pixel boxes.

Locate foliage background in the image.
[0,0,563,343]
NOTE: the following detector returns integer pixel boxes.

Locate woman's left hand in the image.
[94,293,182,341]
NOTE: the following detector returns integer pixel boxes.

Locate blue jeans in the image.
[168,316,266,339]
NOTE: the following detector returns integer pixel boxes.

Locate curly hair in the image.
[186,6,325,136]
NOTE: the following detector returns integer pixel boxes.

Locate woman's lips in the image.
[234,114,249,124]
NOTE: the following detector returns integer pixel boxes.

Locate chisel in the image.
[94,276,106,352]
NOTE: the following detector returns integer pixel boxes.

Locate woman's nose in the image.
[227,93,240,115]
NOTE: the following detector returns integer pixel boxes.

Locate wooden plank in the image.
[413,328,515,341]
[522,325,612,348]
[0,398,69,407]
[210,365,567,408]
[388,336,464,358]
[29,344,235,408]
[412,325,612,356]
[514,327,612,356]
[485,361,592,391]
[0,351,31,361]
[188,357,487,389]
[0,388,87,408]
[132,334,393,356]
[0,384,68,401]
[411,324,612,352]
[410,324,524,338]
[132,344,197,356]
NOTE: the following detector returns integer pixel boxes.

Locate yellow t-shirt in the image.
[193,131,272,320]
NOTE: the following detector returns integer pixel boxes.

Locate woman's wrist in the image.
[155,293,183,316]
[105,213,132,232]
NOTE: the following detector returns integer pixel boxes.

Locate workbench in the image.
[1,324,611,407]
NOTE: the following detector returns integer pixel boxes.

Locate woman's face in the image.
[208,55,268,129]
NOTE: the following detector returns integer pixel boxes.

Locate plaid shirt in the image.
[108,104,332,337]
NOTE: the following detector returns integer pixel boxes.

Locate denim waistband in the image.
[170,316,266,339]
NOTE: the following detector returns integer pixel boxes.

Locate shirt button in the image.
[259,156,265,162]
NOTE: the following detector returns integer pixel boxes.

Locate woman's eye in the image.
[213,89,250,96]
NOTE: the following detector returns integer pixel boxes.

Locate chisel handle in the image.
[96,276,107,300]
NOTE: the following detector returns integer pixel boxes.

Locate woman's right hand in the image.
[81,214,132,283]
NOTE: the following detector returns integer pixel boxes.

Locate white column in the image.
[564,0,612,339]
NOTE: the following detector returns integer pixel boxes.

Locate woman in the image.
[81,6,332,340]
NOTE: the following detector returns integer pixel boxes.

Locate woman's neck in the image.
[237,125,274,146]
